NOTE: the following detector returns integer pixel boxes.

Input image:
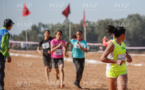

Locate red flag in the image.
[22,4,31,17]
[62,4,70,18]
[83,10,86,27]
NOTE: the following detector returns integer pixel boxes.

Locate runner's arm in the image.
[126,52,132,63]
[65,42,71,53]
[100,42,116,63]
[77,42,88,53]
[80,47,88,53]
[51,43,62,52]
[37,46,43,55]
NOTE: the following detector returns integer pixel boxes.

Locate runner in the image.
[101,25,132,90]
[50,30,66,88]
[102,36,110,47]
[37,30,53,83]
[65,30,88,89]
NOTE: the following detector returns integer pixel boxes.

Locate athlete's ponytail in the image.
[106,25,116,36]
[71,30,83,39]
[71,35,77,39]
[106,25,126,38]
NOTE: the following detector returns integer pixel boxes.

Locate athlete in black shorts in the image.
[37,30,53,83]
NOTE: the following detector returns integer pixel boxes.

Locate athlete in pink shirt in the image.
[50,39,65,58]
[50,30,67,88]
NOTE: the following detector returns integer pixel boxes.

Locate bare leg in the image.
[107,77,117,90]
[55,68,59,80]
[45,66,51,83]
[117,74,128,90]
[59,64,65,88]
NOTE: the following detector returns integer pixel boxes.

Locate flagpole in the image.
[62,3,71,50]
[83,9,86,41]
[69,19,71,41]
[26,29,28,42]
[69,19,71,51]
[22,3,31,50]
[25,17,28,50]
[84,27,86,41]
[68,4,71,51]
[4,0,6,19]
[24,18,28,42]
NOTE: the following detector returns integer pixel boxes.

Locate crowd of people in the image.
[0,19,132,90]
[37,24,132,90]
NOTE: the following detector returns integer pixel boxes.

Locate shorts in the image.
[106,70,127,78]
[52,58,64,68]
[43,55,52,69]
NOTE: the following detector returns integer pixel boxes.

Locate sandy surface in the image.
[4,50,145,90]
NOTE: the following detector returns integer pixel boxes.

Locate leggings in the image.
[73,58,85,84]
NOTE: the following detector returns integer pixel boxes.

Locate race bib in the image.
[42,43,50,49]
[117,54,126,61]
[54,49,62,55]
[74,42,84,48]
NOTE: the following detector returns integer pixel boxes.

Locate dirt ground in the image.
[4,50,145,90]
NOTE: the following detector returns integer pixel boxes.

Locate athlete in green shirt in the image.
[101,25,132,90]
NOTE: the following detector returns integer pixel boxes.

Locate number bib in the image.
[42,43,50,49]
[54,49,62,55]
[74,42,84,48]
[117,54,126,61]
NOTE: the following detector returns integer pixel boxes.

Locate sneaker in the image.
[74,80,82,89]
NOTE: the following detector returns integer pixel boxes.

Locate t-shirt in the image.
[50,39,65,59]
[39,37,53,56]
[70,39,87,58]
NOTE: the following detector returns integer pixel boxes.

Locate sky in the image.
[0,0,145,35]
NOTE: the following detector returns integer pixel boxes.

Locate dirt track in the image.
[4,51,145,90]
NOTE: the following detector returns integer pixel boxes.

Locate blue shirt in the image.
[70,39,87,58]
